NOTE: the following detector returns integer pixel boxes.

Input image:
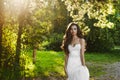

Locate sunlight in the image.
[4,0,36,15]
[11,0,24,8]
[107,3,115,14]
[5,0,25,9]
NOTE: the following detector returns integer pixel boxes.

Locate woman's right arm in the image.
[64,54,69,77]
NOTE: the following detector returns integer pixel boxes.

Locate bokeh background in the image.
[0,0,120,80]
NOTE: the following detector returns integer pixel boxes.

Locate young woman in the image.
[61,22,89,80]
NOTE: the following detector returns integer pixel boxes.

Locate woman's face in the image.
[70,25,77,36]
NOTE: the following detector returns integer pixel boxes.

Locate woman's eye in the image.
[74,28,77,30]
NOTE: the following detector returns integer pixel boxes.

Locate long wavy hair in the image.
[61,22,84,55]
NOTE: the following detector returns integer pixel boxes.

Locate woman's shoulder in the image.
[79,38,85,42]
[79,38,86,46]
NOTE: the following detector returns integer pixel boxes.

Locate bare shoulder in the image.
[79,38,85,44]
[81,38,85,42]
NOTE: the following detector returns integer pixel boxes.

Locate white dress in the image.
[66,44,89,80]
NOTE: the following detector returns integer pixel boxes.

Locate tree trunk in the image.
[15,10,25,79]
[0,0,4,69]
[15,2,29,78]
[33,42,38,64]
[0,0,4,55]
[0,24,3,53]
[16,24,23,57]
[33,47,37,64]
[15,23,23,79]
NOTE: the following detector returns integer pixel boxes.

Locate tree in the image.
[62,0,116,52]
[22,0,52,63]
[112,0,120,45]
[43,0,72,51]
[0,0,4,55]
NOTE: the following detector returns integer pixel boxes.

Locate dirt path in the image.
[23,62,120,80]
[96,62,120,80]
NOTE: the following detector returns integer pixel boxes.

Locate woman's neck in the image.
[72,35,78,40]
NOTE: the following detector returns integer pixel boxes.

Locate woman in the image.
[61,22,89,80]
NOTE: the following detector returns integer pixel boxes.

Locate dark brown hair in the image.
[61,22,83,55]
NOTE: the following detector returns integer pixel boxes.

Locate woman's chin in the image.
[72,34,76,36]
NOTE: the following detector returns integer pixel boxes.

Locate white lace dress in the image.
[66,44,89,80]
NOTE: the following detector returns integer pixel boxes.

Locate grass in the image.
[86,52,120,63]
[23,49,120,78]
[35,51,64,77]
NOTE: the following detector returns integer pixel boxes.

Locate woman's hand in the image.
[83,64,86,66]
[82,63,86,66]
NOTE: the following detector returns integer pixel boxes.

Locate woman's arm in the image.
[80,39,86,66]
[64,53,69,77]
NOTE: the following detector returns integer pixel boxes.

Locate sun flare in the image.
[4,0,37,15]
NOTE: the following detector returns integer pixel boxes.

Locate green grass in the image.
[24,50,120,78]
[35,51,64,77]
[86,52,120,64]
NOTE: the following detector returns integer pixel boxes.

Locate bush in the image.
[86,37,114,52]
[45,33,63,51]
[20,51,36,78]
[86,28,114,52]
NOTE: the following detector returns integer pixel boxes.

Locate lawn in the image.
[22,49,120,79]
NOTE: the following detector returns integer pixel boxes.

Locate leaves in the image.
[62,0,115,29]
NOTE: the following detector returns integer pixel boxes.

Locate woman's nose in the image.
[73,30,75,32]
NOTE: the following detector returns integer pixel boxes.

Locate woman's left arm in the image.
[80,39,86,66]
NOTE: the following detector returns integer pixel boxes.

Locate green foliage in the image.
[113,28,120,45]
[0,67,15,80]
[110,4,120,45]
[20,51,36,77]
[52,16,70,34]
[62,0,119,52]
[62,0,115,28]
[37,0,72,51]
[0,23,17,79]
[83,13,115,52]
[87,37,114,52]
[21,0,54,50]
[45,33,63,51]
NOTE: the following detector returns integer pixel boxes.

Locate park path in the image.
[95,62,120,80]
[33,62,120,80]
[22,62,120,80]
